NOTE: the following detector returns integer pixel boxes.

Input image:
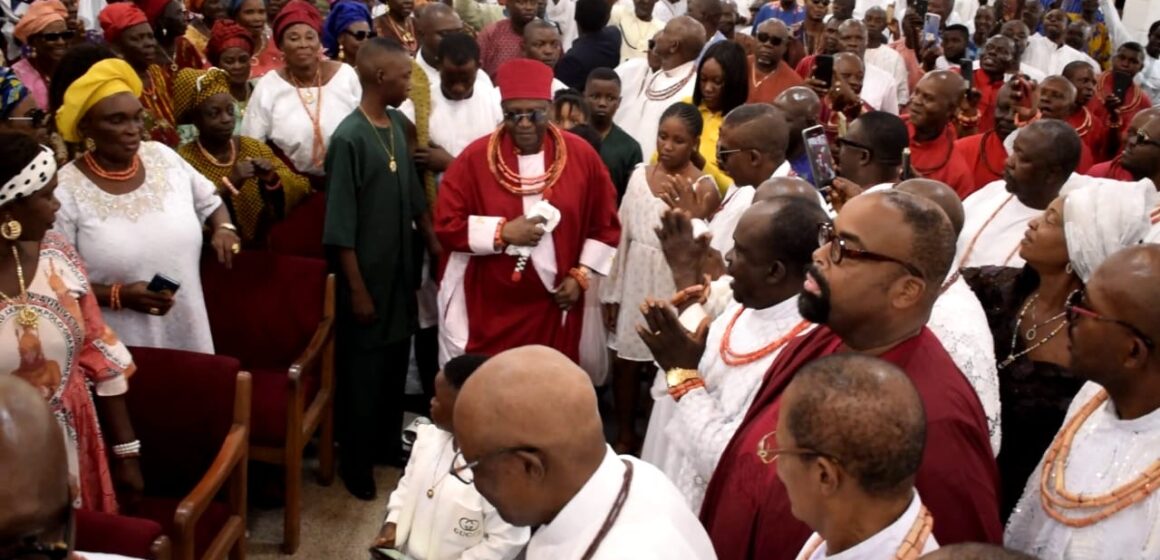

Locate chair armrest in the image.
[152,535,172,560]
[172,423,248,539]
[288,313,334,383]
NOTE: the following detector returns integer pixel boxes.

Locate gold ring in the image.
[230,243,240,254]
[149,307,160,315]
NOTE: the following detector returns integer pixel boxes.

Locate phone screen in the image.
[814,55,834,89]
[369,548,408,560]
[901,148,913,181]
[1112,72,1132,104]
[960,60,974,88]
[802,125,837,189]
[923,13,941,45]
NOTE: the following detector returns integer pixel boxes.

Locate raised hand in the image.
[636,298,709,371]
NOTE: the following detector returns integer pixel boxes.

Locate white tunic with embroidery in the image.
[54,142,222,354]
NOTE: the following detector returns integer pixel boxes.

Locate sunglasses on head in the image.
[503,109,548,124]
[37,30,75,42]
[344,29,376,40]
[755,32,785,46]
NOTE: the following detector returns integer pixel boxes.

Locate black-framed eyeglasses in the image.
[37,30,75,42]
[756,430,840,465]
[1066,288,1155,349]
[817,222,925,279]
[503,109,548,125]
[755,32,786,46]
[344,29,377,40]
[449,446,538,485]
[1131,130,1160,150]
[5,108,48,128]
[715,143,747,162]
[836,136,874,157]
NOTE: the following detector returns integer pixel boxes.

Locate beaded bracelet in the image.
[493,218,507,251]
[669,378,705,401]
[111,439,142,458]
[110,283,122,311]
[568,267,590,291]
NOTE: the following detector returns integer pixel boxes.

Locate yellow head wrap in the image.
[54,58,143,143]
[172,67,231,124]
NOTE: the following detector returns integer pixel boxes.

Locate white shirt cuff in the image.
[579,238,617,276]
[467,215,505,255]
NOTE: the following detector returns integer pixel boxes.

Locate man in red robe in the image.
[969,35,1017,135]
[1088,107,1160,179]
[907,71,976,198]
[1038,76,1096,173]
[1092,43,1155,160]
[748,18,803,103]
[696,191,1002,560]
[435,59,621,364]
[956,82,1020,191]
[1063,60,1109,163]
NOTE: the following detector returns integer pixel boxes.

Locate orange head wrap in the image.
[12,0,68,43]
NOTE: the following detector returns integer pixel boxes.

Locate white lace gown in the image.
[1005,381,1160,559]
[54,142,223,353]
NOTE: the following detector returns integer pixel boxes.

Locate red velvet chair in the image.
[75,509,171,559]
[124,346,251,560]
[200,250,336,554]
[267,192,326,260]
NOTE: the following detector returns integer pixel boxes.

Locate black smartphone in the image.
[146,273,181,294]
[369,548,407,560]
[1112,72,1132,105]
[814,54,834,89]
[901,147,913,180]
[802,125,837,190]
[913,0,928,18]
[960,60,974,88]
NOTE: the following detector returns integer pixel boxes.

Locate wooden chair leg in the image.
[317,402,336,486]
[282,450,302,554]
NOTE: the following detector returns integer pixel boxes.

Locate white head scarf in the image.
[1063,178,1159,283]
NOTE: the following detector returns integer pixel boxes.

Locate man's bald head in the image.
[1038,76,1077,120]
[909,71,966,133]
[722,103,789,160]
[921,543,1039,560]
[780,354,926,500]
[453,346,606,527]
[895,179,965,237]
[775,86,822,153]
[1121,107,1160,180]
[1006,119,1082,209]
[755,177,822,205]
[663,15,708,63]
[416,3,462,59]
[0,376,70,549]
[1001,20,1030,57]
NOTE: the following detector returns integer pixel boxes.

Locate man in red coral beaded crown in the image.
[434,58,621,365]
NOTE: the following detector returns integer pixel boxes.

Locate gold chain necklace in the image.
[359,107,398,173]
[426,438,453,498]
[0,245,38,328]
[998,293,1067,369]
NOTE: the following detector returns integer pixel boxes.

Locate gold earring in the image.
[84,137,96,152]
[1,220,22,241]
[339,44,345,61]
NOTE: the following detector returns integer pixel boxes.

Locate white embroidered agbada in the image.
[386,424,529,560]
[929,276,1002,455]
[610,4,664,61]
[795,493,940,560]
[651,0,686,23]
[860,63,901,115]
[399,85,504,159]
[614,60,698,152]
[526,447,717,560]
[956,174,1085,268]
[1022,34,1099,77]
[658,296,809,511]
[415,51,496,96]
[865,45,910,107]
[1004,382,1160,560]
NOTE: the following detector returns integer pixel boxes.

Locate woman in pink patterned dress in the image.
[0,132,142,513]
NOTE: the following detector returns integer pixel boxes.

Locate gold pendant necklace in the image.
[359,107,398,173]
[0,245,38,328]
[426,439,453,498]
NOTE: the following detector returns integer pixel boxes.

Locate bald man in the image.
[748,19,803,103]
[1088,106,1160,181]
[1022,8,1098,76]
[755,176,824,205]
[907,70,977,198]
[637,198,829,511]
[701,191,1001,559]
[453,346,715,559]
[615,15,706,151]
[998,20,1047,81]
[0,376,138,560]
[837,18,903,113]
[706,103,791,255]
[1062,60,1109,163]
[774,86,822,184]
[1038,77,1097,171]
[1005,245,1160,559]
[415,4,482,88]
[781,355,940,559]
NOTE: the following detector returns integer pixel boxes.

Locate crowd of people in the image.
[1,0,1160,558]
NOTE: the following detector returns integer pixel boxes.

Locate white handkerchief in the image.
[505,200,562,257]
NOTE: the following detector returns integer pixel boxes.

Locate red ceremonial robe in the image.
[973,68,1006,135]
[908,123,977,199]
[435,129,621,361]
[1068,106,1109,164]
[699,327,1002,560]
[956,131,1009,192]
[1087,156,1134,180]
[1092,72,1153,137]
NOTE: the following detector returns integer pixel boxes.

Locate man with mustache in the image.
[747,18,803,103]
[698,190,1001,559]
[1062,59,1109,162]
[906,70,976,197]
[955,80,1020,191]
[1037,76,1097,172]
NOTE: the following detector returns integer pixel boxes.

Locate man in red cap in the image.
[434,58,621,366]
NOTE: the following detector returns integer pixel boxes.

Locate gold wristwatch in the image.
[666,368,701,389]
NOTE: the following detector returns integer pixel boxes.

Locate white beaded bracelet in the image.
[111,440,142,458]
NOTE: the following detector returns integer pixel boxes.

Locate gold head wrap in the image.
[172,67,231,123]
[54,59,143,143]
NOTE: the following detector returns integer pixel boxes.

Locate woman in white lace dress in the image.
[601,102,719,453]
[53,59,239,353]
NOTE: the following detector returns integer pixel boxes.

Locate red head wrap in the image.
[134,0,171,21]
[272,0,322,44]
[206,18,255,63]
[99,3,149,44]
[496,59,554,101]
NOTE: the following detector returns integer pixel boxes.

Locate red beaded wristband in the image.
[494,218,507,251]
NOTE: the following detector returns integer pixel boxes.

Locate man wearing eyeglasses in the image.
[1005,245,1160,559]
[778,354,939,559]
[0,376,141,560]
[1087,105,1159,180]
[747,18,804,102]
[1099,107,1160,242]
[700,190,1001,559]
[435,58,620,365]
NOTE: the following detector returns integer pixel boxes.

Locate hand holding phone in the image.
[960,60,974,88]
[814,54,834,89]
[802,125,837,190]
[922,13,941,45]
[901,147,913,181]
[1111,72,1132,108]
[146,273,181,294]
